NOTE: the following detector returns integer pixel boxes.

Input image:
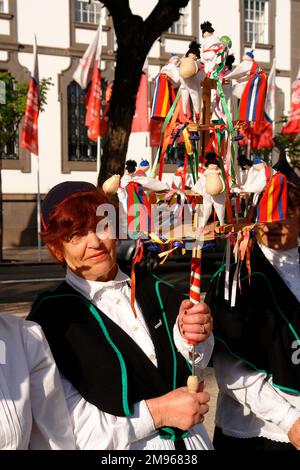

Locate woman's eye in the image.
[68,231,83,243]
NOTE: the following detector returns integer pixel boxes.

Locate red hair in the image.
[41,190,116,263]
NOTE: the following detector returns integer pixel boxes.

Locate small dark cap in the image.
[204,152,219,167]
[237,154,253,169]
[42,181,97,229]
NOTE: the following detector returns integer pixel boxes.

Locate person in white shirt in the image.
[206,175,300,450]
[28,181,214,450]
[0,314,75,450]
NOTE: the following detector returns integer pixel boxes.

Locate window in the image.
[244,0,269,44]
[67,81,97,162]
[168,8,189,35]
[0,73,19,161]
[75,0,102,25]
[0,0,9,13]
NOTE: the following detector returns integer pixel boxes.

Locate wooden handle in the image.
[187,375,199,393]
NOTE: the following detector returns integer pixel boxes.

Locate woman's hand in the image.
[288,417,300,450]
[146,386,210,431]
[178,299,213,343]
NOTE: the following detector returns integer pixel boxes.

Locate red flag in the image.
[21,37,39,156]
[282,76,300,135]
[131,73,149,133]
[85,60,102,141]
[251,119,273,150]
[73,12,105,142]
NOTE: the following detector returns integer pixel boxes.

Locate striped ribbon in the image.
[126,182,151,236]
[158,100,182,180]
[239,71,268,122]
[256,168,287,223]
[151,90,182,179]
[151,73,173,119]
[130,238,144,318]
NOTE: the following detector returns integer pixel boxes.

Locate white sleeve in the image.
[173,318,214,370]
[61,377,156,450]
[214,347,300,434]
[24,323,76,450]
[192,174,205,196]
[225,60,252,81]
[241,169,267,193]
[132,176,169,192]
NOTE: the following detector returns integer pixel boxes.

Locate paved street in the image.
[0,245,219,441]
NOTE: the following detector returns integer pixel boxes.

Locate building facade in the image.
[0,0,298,247]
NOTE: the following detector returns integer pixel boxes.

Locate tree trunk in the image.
[98,0,191,186]
[98,18,147,185]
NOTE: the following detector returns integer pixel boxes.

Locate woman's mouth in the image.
[88,251,109,261]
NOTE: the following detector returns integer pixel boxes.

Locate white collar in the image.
[66,266,130,302]
[258,243,299,269]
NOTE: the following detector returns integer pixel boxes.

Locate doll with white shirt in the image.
[225,49,259,99]
[192,152,226,229]
[200,21,227,76]
[179,41,205,121]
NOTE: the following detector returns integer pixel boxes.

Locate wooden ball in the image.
[102,174,120,194]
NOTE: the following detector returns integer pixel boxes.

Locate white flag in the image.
[73,10,104,89]
[265,58,276,123]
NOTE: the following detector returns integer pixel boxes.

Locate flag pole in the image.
[97,135,101,176]
[36,155,42,262]
[272,58,276,165]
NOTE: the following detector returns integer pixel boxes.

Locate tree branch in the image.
[144,0,190,47]
[100,0,131,19]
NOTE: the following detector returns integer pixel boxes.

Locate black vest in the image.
[205,244,300,395]
[28,273,191,423]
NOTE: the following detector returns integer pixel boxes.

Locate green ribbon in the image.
[212,62,235,135]
[212,62,236,180]
[151,146,162,178]
[188,154,197,185]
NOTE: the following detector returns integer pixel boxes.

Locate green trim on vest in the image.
[153,277,178,390]
[151,274,193,374]
[215,336,300,396]
[214,270,300,394]
[159,426,189,441]
[211,267,300,343]
[31,293,133,417]
[87,302,133,417]
[248,271,300,342]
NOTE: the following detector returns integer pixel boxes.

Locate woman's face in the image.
[53,225,117,282]
[256,207,300,250]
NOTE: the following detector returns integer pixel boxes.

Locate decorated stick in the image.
[187,207,203,393]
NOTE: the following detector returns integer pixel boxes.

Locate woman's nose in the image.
[87,231,103,248]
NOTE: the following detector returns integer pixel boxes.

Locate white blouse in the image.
[0,313,75,450]
[64,267,214,450]
[214,348,300,443]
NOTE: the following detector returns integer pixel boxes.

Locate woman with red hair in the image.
[28,180,214,450]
